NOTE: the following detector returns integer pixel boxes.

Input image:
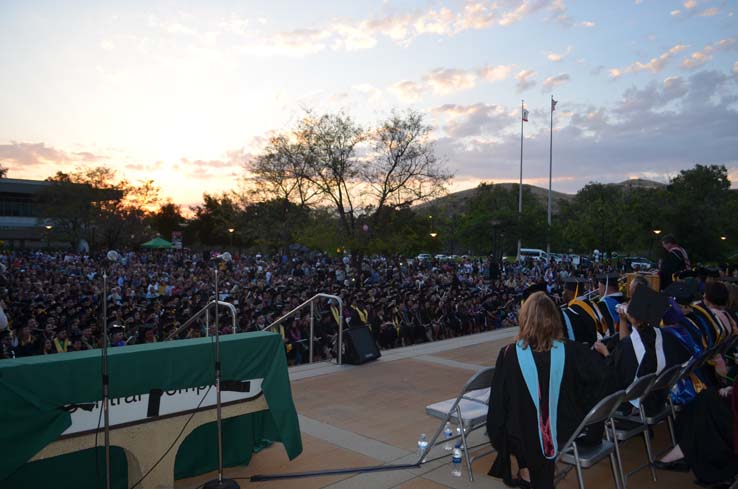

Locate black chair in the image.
[557,390,627,489]
[611,373,658,486]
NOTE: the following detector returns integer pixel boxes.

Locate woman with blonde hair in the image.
[487,291,608,488]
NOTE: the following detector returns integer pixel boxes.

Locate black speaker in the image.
[343,326,381,365]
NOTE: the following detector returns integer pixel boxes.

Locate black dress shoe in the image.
[653,458,690,472]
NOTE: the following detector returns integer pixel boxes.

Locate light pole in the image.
[227,228,235,250]
[652,229,662,261]
[44,224,53,249]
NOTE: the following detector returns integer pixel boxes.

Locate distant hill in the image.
[415,179,666,216]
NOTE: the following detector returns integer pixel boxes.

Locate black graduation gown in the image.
[560,305,598,345]
[606,326,690,416]
[597,294,625,337]
[487,341,608,489]
[675,387,737,484]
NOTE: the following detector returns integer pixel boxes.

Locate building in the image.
[0,178,53,248]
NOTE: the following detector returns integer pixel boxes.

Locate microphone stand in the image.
[102,269,111,489]
[204,261,239,489]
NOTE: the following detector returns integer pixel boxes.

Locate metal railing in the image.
[165,300,238,340]
[261,293,344,365]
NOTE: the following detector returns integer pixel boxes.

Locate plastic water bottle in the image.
[443,422,454,451]
[417,433,429,458]
[451,444,462,478]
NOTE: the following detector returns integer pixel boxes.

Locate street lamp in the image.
[227,228,234,249]
[721,236,727,241]
[44,225,53,249]
[653,229,662,236]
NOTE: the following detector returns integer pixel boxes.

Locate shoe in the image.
[509,478,532,489]
[653,458,690,472]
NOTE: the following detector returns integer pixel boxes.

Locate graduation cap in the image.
[522,282,547,301]
[663,280,699,305]
[596,273,620,288]
[564,277,587,292]
[628,285,669,326]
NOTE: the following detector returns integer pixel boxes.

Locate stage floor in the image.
[178,329,698,489]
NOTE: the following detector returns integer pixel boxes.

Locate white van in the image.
[519,248,549,262]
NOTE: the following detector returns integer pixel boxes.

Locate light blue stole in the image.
[562,310,575,341]
[516,339,565,459]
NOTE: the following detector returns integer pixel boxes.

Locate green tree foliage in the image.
[451,183,548,256]
[663,164,736,261]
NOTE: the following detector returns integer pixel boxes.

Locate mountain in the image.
[415,179,666,216]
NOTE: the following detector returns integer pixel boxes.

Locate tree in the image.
[249,109,451,254]
[40,166,160,249]
[0,165,7,178]
[664,164,736,261]
[150,201,185,242]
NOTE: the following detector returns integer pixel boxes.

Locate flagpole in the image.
[547,95,554,256]
[517,99,524,261]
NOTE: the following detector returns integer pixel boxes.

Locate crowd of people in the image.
[0,248,528,361]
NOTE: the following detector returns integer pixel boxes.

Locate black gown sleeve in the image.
[487,344,514,485]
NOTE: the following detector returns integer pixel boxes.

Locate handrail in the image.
[165,300,238,340]
[262,293,344,365]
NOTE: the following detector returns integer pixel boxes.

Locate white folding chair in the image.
[423,366,495,480]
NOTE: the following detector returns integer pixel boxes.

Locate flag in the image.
[522,108,529,122]
[551,99,558,111]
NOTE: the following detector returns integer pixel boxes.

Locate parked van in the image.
[519,248,549,262]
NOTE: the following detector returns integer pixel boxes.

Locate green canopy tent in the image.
[140,236,173,248]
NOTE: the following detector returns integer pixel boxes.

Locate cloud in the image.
[157,1,583,57]
[423,68,477,94]
[389,64,513,101]
[0,142,105,169]
[580,20,596,27]
[698,7,719,16]
[478,64,513,81]
[671,10,682,16]
[681,38,736,69]
[546,46,572,62]
[434,69,738,191]
[609,44,689,78]
[389,80,424,103]
[541,73,571,91]
[516,70,537,92]
[683,0,697,9]
[433,103,515,138]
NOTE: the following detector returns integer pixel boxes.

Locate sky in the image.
[1,0,737,208]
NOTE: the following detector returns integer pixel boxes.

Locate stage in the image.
[177,328,696,489]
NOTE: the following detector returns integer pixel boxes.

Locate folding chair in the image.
[610,373,658,486]
[424,366,495,481]
[614,364,683,452]
[557,389,627,489]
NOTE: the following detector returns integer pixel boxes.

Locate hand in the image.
[593,341,609,357]
[719,386,733,398]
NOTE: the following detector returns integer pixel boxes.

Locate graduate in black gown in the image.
[654,377,738,486]
[559,278,600,345]
[594,285,691,416]
[487,291,608,489]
